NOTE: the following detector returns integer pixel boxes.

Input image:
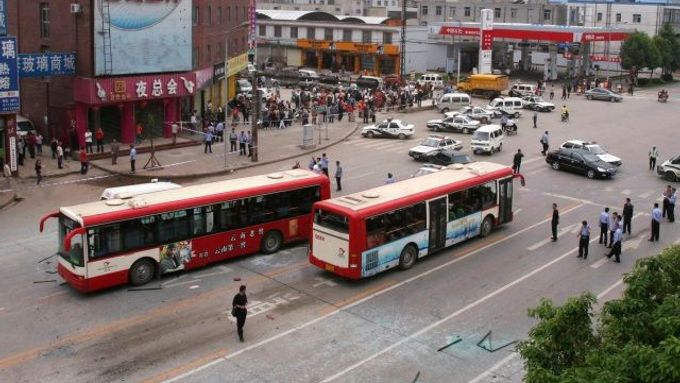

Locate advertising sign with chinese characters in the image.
[18,52,76,77]
[0,37,19,114]
[0,0,7,37]
[73,72,196,105]
[478,9,493,74]
[93,0,192,76]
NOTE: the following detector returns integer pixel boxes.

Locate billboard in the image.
[0,36,20,114]
[19,52,76,77]
[94,0,192,76]
[0,0,7,36]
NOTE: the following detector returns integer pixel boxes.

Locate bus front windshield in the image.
[59,216,84,267]
[314,209,349,234]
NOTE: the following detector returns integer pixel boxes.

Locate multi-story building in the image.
[417,0,567,26]
[5,0,248,151]
[258,0,354,16]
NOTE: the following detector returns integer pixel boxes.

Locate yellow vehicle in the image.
[456,74,509,98]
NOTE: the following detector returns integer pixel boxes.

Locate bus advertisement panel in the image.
[40,170,331,292]
[310,162,521,279]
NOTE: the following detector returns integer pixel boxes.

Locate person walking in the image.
[549,86,555,100]
[84,129,93,153]
[623,198,634,235]
[512,149,524,174]
[577,220,591,259]
[50,138,58,159]
[599,207,610,246]
[246,131,253,157]
[385,173,396,184]
[79,148,89,175]
[95,127,105,153]
[238,131,247,156]
[551,203,559,241]
[232,285,248,342]
[607,212,619,248]
[320,153,329,176]
[334,161,343,191]
[606,225,623,263]
[110,139,119,165]
[229,128,238,152]
[203,129,213,154]
[540,131,549,156]
[35,133,43,156]
[129,144,137,174]
[649,203,661,241]
[649,146,659,170]
[532,111,538,129]
[668,188,677,223]
[662,185,672,219]
[35,159,43,185]
[56,141,64,169]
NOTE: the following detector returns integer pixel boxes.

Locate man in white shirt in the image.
[599,207,610,246]
[84,130,93,153]
[385,173,396,184]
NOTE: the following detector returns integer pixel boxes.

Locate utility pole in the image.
[250,69,259,162]
[400,0,407,82]
[224,38,229,168]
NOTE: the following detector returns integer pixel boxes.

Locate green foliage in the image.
[520,246,680,383]
[620,31,661,71]
[653,24,680,76]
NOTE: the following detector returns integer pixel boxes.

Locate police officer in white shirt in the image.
[599,207,610,246]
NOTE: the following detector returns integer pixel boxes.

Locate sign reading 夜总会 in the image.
[93,0,191,76]
[0,37,20,114]
[18,53,76,77]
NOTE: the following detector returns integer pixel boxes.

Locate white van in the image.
[418,73,444,88]
[488,97,524,117]
[101,181,182,200]
[508,83,537,97]
[471,124,504,154]
[16,115,36,137]
[436,92,471,113]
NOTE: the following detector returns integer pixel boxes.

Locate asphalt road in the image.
[1,84,679,383]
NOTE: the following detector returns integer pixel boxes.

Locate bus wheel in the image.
[398,244,418,270]
[261,231,283,254]
[129,258,156,286]
[480,215,494,238]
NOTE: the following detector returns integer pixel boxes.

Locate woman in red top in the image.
[95,128,105,153]
[79,149,89,175]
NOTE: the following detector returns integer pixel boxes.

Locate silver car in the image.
[584,88,622,102]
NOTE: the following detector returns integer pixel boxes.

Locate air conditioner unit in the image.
[70,3,82,14]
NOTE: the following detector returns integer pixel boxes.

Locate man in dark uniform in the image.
[512,149,524,174]
[232,285,248,342]
[577,220,591,259]
[606,226,623,263]
[599,207,610,246]
[622,198,634,235]
[551,203,559,241]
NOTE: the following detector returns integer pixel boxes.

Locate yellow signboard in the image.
[227,53,249,78]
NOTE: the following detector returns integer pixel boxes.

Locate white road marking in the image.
[543,192,597,206]
[163,279,202,288]
[527,224,577,251]
[620,189,631,195]
[189,285,200,289]
[589,257,609,269]
[319,235,593,383]
[513,208,522,216]
[343,172,375,182]
[312,277,338,288]
[638,190,654,199]
[467,278,627,383]
[160,204,586,383]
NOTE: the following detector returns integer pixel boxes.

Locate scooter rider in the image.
[560,105,569,122]
[500,114,508,130]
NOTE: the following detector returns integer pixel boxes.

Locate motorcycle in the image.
[561,110,569,122]
[503,119,518,135]
[658,93,669,103]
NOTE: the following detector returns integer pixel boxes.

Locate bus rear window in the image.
[314,209,349,233]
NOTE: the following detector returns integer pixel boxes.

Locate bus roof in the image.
[318,162,512,215]
[61,169,327,227]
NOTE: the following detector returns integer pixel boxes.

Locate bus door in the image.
[498,178,513,224]
[428,197,448,252]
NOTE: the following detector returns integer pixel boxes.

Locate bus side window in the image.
[192,207,206,235]
[479,181,497,210]
[158,210,190,243]
[89,224,123,257]
[122,216,156,250]
[218,200,243,230]
[366,216,386,249]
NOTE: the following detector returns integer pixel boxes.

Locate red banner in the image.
[73,72,197,105]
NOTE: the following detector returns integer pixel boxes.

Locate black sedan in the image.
[546,148,618,179]
[420,149,473,166]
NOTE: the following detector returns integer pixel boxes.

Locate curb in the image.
[90,124,360,180]
[0,192,18,211]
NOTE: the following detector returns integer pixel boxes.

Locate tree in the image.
[518,245,680,383]
[619,31,661,75]
[653,23,680,78]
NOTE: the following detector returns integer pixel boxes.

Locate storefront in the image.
[73,72,196,147]
[296,39,400,75]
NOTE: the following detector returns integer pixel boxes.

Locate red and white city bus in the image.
[310,162,523,279]
[40,170,331,292]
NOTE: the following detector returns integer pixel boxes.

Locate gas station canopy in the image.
[433,22,633,43]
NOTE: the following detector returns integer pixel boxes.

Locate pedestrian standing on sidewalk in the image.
[599,207,610,246]
[623,198,634,235]
[649,203,661,241]
[35,159,43,185]
[246,131,253,157]
[216,120,225,143]
[129,145,137,174]
[110,139,119,165]
[540,131,549,156]
[35,133,43,156]
[551,203,559,241]
[577,220,590,259]
[512,149,524,174]
[238,131,247,156]
[84,130,93,153]
[79,148,89,175]
[606,225,623,263]
[171,122,179,145]
[229,128,238,152]
[334,161,343,191]
[649,146,659,170]
[232,285,248,342]
[95,128,105,153]
[532,111,537,129]
[56,141,64,169]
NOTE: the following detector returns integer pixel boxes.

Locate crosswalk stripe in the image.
[638,190,654,199]
[590,257,609,269]
[621,189,631,195]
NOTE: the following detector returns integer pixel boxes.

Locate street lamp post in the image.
[222,24,248,167]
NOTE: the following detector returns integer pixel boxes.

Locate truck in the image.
[455,74,509,98]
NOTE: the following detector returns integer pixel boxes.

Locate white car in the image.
[361,119,415,139]
[560,140,622,166]
[427,115,480,134]
[409,135,463,160]
[656,155,680,182]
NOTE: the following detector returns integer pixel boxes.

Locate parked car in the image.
[16,115,36,138]
[560,140,622,166]
[435,92,471,113]
[521,96,555,112]
[546,148,618,179]
[508,83,537,97]
[419,149,473,166]
[487,97,523,118]
[236,79,252,94]
[657,155,680,182]
[427,114,480,134]
[409,135,463,160]
[584,88,623,102]
[361,119,414,139]
[446,106,494,123]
